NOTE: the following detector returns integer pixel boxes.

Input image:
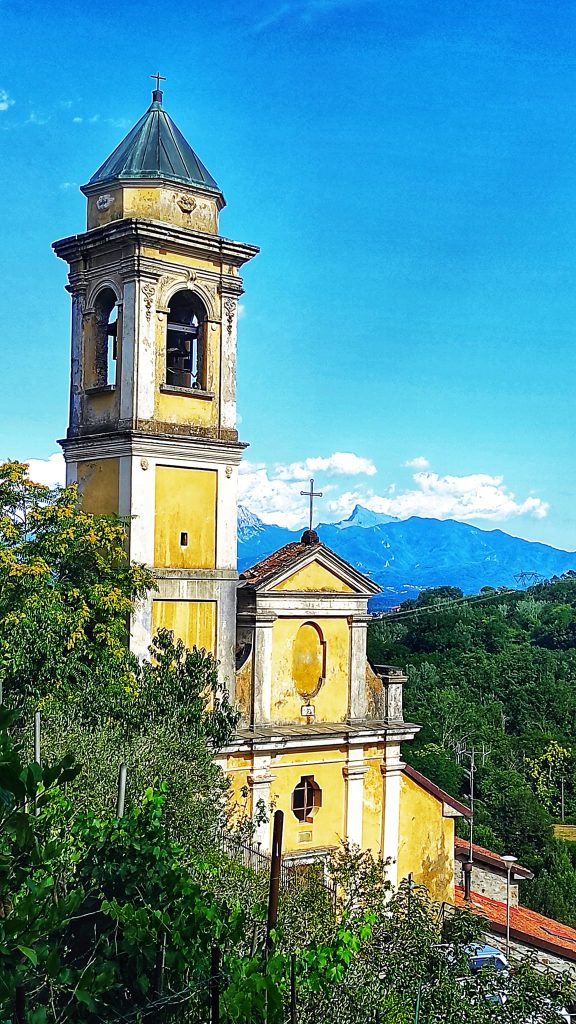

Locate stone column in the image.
[343,748,369,847]
[349,615,370,720]
[125,454,156,660]
[68,287,85,436]
[253,614,276,723]
[381,743,405,888]
[119,278,137,423]
[248,764,276,852]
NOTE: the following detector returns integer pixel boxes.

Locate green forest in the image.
[368,577,576,926]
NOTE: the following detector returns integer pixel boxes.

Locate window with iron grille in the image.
[292,776,322,823]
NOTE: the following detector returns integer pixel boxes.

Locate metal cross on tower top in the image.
[151,72,166,91]
[300,478,323,532]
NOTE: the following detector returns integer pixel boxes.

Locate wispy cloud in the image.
[60,181,79,191]
[251,0,374,33]
[25,111,50,126]
[403,455,429,469]
[72,113,129,129]
[274,452,377,481]
[0,89,14,113]
[356,471,549,523]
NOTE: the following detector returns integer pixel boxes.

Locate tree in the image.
[0,461,153,704]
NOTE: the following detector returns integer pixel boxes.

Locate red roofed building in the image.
[454,836,533,906]
[455,886,576,977]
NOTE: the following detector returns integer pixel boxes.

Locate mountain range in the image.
[238,505,576,611]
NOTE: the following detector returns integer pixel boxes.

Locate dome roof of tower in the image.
[86,93,222,196]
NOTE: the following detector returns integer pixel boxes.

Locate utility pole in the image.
[458,744,491,864]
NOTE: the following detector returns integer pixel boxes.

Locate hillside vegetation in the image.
[368,577,576,925]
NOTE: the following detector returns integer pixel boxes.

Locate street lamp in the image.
[501,855,517,958]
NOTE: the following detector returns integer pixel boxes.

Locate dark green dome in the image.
[87,92,221,195]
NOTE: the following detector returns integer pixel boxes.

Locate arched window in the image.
[93,288,118,386]
[166,290,206,390]
[292,776,322,823]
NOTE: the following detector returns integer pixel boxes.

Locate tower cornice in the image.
[59,430,248,465]
[53,218,260,269]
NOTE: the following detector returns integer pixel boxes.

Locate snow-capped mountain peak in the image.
[237,505,267,541]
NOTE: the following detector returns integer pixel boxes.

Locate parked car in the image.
[465,943,508,974]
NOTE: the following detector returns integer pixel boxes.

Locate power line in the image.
[373,587,519,622]
[373,574,576,623]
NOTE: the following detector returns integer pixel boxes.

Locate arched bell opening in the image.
[93,287,118,387]
[166,290,207,390]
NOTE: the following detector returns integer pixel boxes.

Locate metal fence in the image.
[220,831,338,909]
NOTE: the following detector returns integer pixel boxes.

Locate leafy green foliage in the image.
[0,461,153,704]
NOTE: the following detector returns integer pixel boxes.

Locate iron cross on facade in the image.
[300,478,323,532]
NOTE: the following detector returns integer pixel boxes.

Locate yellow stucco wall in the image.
[154,466,217,569]
[224,746,389,857]
[362,745,385,855]
[270,617,350,723]
[274,562,354,593]
[76,458,119,515]
[87,185,219,233]
[235,653,253,722]
[397,773,455,903]
[272,749,347,853]
[152,599,216,653]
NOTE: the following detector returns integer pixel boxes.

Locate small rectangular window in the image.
[180,531,188,547]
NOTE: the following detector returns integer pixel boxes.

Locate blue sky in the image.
[2,0,575,547]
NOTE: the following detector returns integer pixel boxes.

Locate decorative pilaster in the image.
[247,763,277,852]
[252,614,276,724]
[349,615,371,719]
[220,294,238,432]
[343,749,369,846]
[381,743,405,888]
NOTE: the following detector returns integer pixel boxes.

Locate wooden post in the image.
[153,931,166,997]
[210,944,220,1024]
[34,711,41,765]
[290,952,297,1024]
[33,710,41,816]
[14,984,26,1024]
[266,810,284,952]
[116,763,127,818]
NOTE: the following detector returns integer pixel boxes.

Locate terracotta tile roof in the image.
[454,837,533,879]
[455,887,576,962]
[239,541,317,587]
[403,764,471,818]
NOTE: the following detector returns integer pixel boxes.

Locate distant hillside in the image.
[238,504,576,610]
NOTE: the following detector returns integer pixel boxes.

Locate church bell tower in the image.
[53,83,258,688]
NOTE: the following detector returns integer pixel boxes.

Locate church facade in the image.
[54,86,465,904]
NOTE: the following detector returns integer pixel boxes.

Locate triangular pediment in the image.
[272,559,354,594]
[247,544,380,597]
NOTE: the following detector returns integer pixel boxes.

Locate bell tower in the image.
[53,84,258,688]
